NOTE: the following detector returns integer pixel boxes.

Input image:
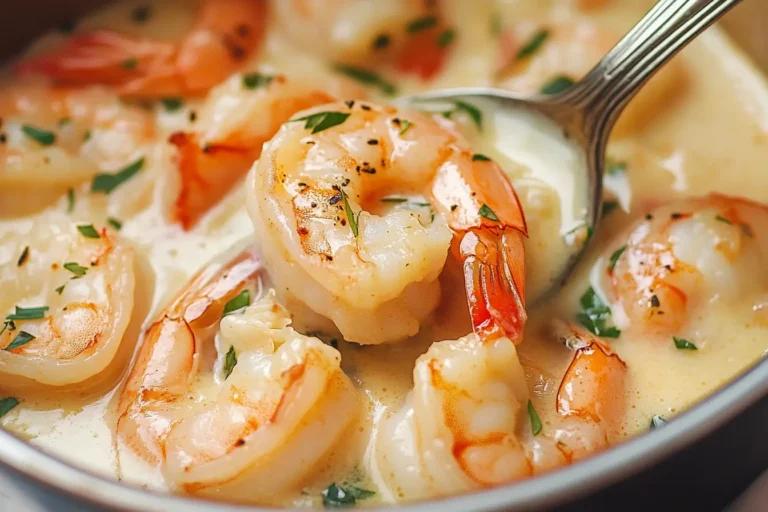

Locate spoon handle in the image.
[572,0,741,143]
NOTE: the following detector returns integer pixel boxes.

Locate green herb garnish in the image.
[63,262,88,278]
[55,285,66,295]
[6,306,48,321]
[437,28,455,47]
[322,483,375,508]
[291,112,350,135]
[92,157,145,194]
[131,5,152,23]
[242,72,274,90]
[373,33,391,49]
[608,245,626,272]
[650,415,668,429]
[606,159,627,175]
[602,200,619,217]
[478,204,499,222]
[527,400,542,435]
[83,129,92,142]
[107,217,123,230]
[715,215,732,225]
[76,224,100,239]
[0,397,19,419]
[407,15,437,33]
[341,189,361,238]
[17,246,29,267]
[399,119,413,135]
[334,65,397,96]
[223,346,237,379]
[489,12,502,37]
[516,29,549,60]
[21,125,55,146]
[121,57,138,70]
[5,331,34,351]
[160,97,184,112]
[577,287,620,338]
[381,197,408,203]
[223,289,251,316]
[0,320,15,336]
[66,188,75,213]
[443,101,482,131]
[540,75,575,95]
[673,336,697,350]
[472,153,491,161]
[740,223,754,238]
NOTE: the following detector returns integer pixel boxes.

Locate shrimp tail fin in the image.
[460,228,527,342]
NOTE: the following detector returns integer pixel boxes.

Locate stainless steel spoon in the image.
[402,0,741,302]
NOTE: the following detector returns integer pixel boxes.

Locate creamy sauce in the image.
[0,0,767,508]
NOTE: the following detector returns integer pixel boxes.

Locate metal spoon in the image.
[402,0,741,301]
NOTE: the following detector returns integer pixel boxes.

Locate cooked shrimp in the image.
[0,212,135,388]
[607,194,768,339]
[117,250,359,500]
[374,325,626,501]
[496,21,687,136]
[16,0,267,98]
[247,101,528,345]
[0,81,154,216]
[167,72,344,229]
[274,0,451,79]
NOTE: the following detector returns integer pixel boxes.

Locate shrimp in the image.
[15,0,267,98]
[495,21,687,136]
[374,325,626,501]
[0,212,135,388]
[274,0,452,80]
[167,72,347,229]
[117,250,360,501]
[247,100,528,345]
[608,194,768,340]
[0,81,154,216]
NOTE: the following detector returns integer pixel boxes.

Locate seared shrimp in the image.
[274,0,452,79]
[168,72,345,229]
[374,325,626,501]
[16,0,267,98]
[0,81,153,216]
[0,212,135,388]
[117,250,359,500]
[248,101,527,345]
[496,21,686,136]
[607,194,768,340]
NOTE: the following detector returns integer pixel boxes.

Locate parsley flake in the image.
[650,415,668,429]
[478,204,499,222]
[6,306,48,321]
[577,287,620,338]
[341,189,361,238]
[527,400,542,435]
[223,346,237,379]
[223,290,251,317]
[242,72,274,90]
[516,29,549,60]
[322,483,375,507]
[0,320,15,336]
[608,245,626,272]
[443,101,482,131]
[673,336,697,350]
[17,246,29,267]
[5,331,34,351]
[602,200,619,217]
[291,111,350,134]
[66,188,75,213]
[55,285,66,295]
[606,159,627,175]
[381,197,408,203]
[437,28,456,47]
[399,119,413,135]
[407,15,437,33]
[107,217,123,230]
[540,75,575,95]
[22,125,56,146]
[160,97,183,112]
[121,57,138,70]
[92,157,144,194]
[77,224,100,239]
[472,153,491,162]
[334,65,397,96]
[63,262,88,278]
[0,397,19,418]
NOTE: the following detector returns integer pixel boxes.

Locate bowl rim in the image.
[0,356,765,512]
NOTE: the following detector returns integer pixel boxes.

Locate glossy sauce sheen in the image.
[1,0,767,507]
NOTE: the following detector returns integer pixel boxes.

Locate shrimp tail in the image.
[459,228,527,342]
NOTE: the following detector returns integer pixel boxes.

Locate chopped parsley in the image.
[380,197,408,203]
[443,100,482,131]
[0,397,19,419]
[58,117,71,127]
[0,320,15,336]
[55,285,66,295]
[83,130,92,142]
[577,287,620,338]
[606,159,627,175]
[516,29,549,60]
[322,483,375,507]
[373,33,391,49]
[17,246,29,267]
[242,72,274,90]
[160,97,184,112]
[602,200,619,217]
[5,331,34,351]
[527,400,542,436]
[540,75,575,95]
[740,223,754,238]
[472,153,491,161]
[406,15,437,33]
[715,215,732,225]
[608,245,626,272]
[291,111,350,134]
[63,262,88,278]
[6,306,48,321]
[91,157,145,194]
[131,5,152,23]
[107,217,123,230]
[66,188,75,213]
[223,346,237,379]
[399,119,413,135]
[437,28,456,47]
[21,125,56,146]
[489,12,502,37]
[341,189,361,238]
[76,224,100,239]
[223,290,251,316]
[478,204,499,222]
[333,65,397,96]
[650,415,668,429]
[673,336,697,350]
[121,57,138,70]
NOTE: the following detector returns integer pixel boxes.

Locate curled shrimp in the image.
[247,100,527,345]
[0,212,135,389]
[167,72,348,229]
[374,324,626,501]
[274,0,451,80]
[0,81,153,216]
[16,0,267,98]
[117,249,359,500]
[607,194,768,340]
